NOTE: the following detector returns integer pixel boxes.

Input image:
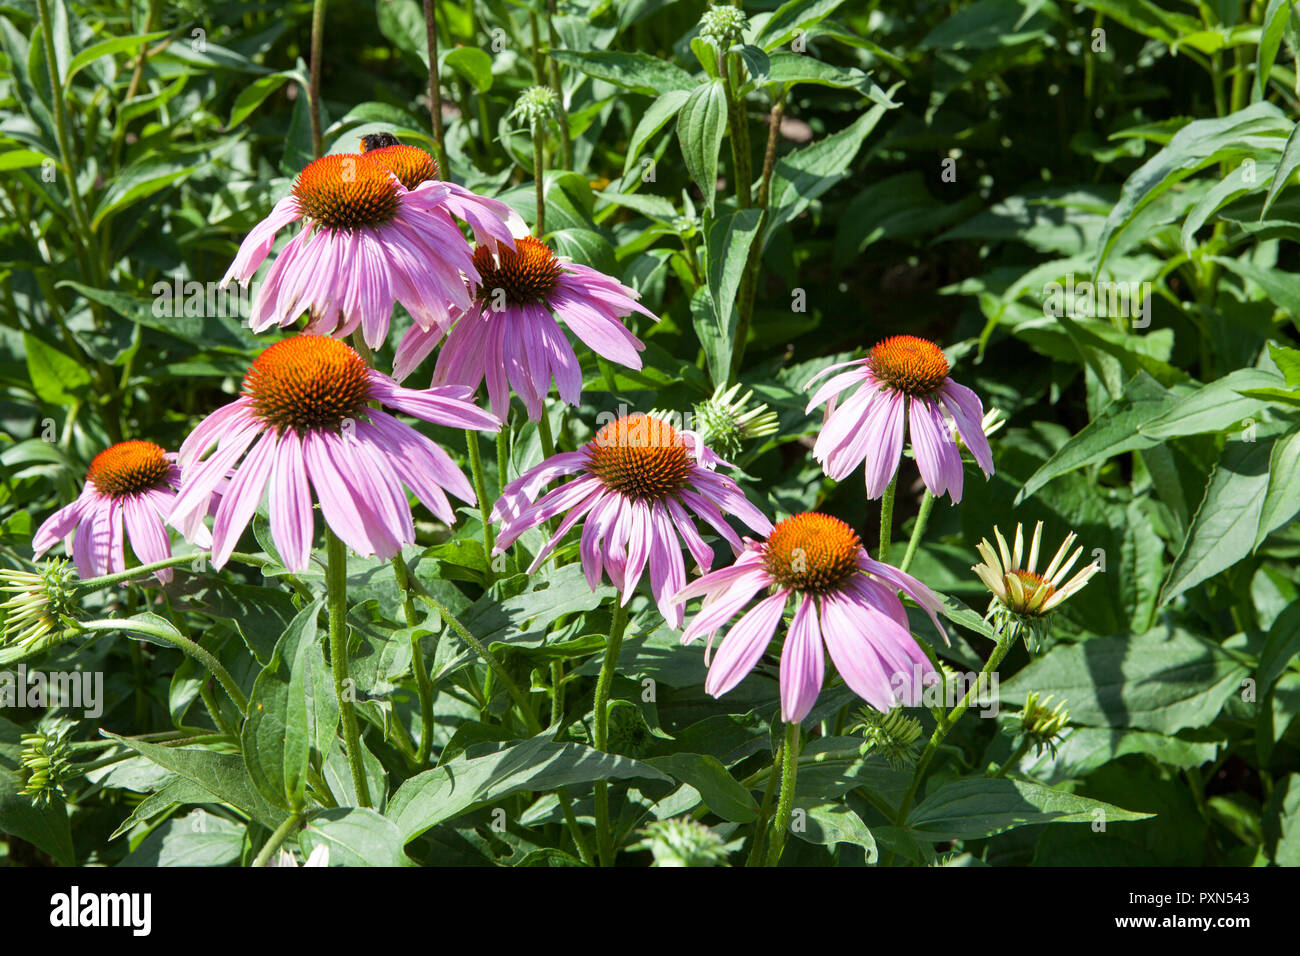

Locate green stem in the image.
[252,812,302,867]
[544,0,571,169]
[326,529,371,808]
[465,430,497,577]
[990,737,1032,778]
[898,491,934,575]
[591,603,630,866]
[745,743,783,866]
[878,473,898,563]
[423,0,449,177]
[308,0,326,158]
[537,409,557,459]
[533,119,546,237]
[392,556,435,765]
[413,584,541,735]
[893,628,1019,833]
[557,788,595,865]
[766,721,801,867]
[80,619,248,716]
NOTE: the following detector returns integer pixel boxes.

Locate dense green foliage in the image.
[1,0,1299,867]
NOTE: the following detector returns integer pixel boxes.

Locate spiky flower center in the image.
[763,512,861,593]
[244,335,373,434]
[474,236,563,307]
[361,142,438,189]
[1008,569,1056,605]
[867,335,950,396]
[86,441,170,497]
[292,153,400,231]
[585,414,695,502]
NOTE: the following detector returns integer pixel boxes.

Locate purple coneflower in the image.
[32,441,204,582]
[393,237,654,421]
[804,335,993,503]
[168,335,500,571]
[673,512,946,722]
[220,149,515,350]
[491,413,771,626]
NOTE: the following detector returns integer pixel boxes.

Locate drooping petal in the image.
[779,595,825,722]
[704,590,787,699]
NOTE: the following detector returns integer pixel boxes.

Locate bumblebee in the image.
[359,131,401,152]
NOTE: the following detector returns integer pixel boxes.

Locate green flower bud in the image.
[20,730,72,807]
[699,4,748,46]
[1,560,80,654]
[1017,691,1070,757]
[853,705,923,770]
[631,817,733,867]
[511,85,561,130]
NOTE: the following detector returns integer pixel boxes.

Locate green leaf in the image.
[908,777,1152,840]
[1261,121,1300,220]
[1017,371,1173,503]
[23,332,90,404]
[227,71,295,129]
[791,800,877,859]
[300,808,413,866]
[622,89,691,177]
[387,739,669,842]
[1211,254,1300,319]
[1256,428,1300,550]
[549,50,696,96]
[767,100,896,234]
[120,814,245,867]
[1094,102,1292,276]
[646,754,759,822]
[1258,0,1295,99]
[91,139,238,230]
[699,206,762,383]
[763,52,896,105]
[1162,435,1276,604]
[1258,601,1300,697]
[1000,627,1250,734]
[445,47,493,92]
[676,80,728,213]
[549,227,617,275]
[755,0,847,51]
[1138,368,1281,440]
[0,771,74,866]
[63,30,169,90]
[102,732,287,830]
[241,600,323,812]
[0,149,49,171]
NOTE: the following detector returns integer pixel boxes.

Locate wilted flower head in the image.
[631,818,733,867]
[1,560,79,654]
[805,336,993,503]
[972,521,1101,649]
[20,729,72,806]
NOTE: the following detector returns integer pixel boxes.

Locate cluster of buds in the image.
[698,4,748,46]
[630,817,735,867]
[19,729,72,806]
[1,559,80,655]
[1015,691,1070,758]
[971,521,1100,652]
[853,705,923,770]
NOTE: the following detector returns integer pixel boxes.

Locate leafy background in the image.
[0,0,1298,866]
